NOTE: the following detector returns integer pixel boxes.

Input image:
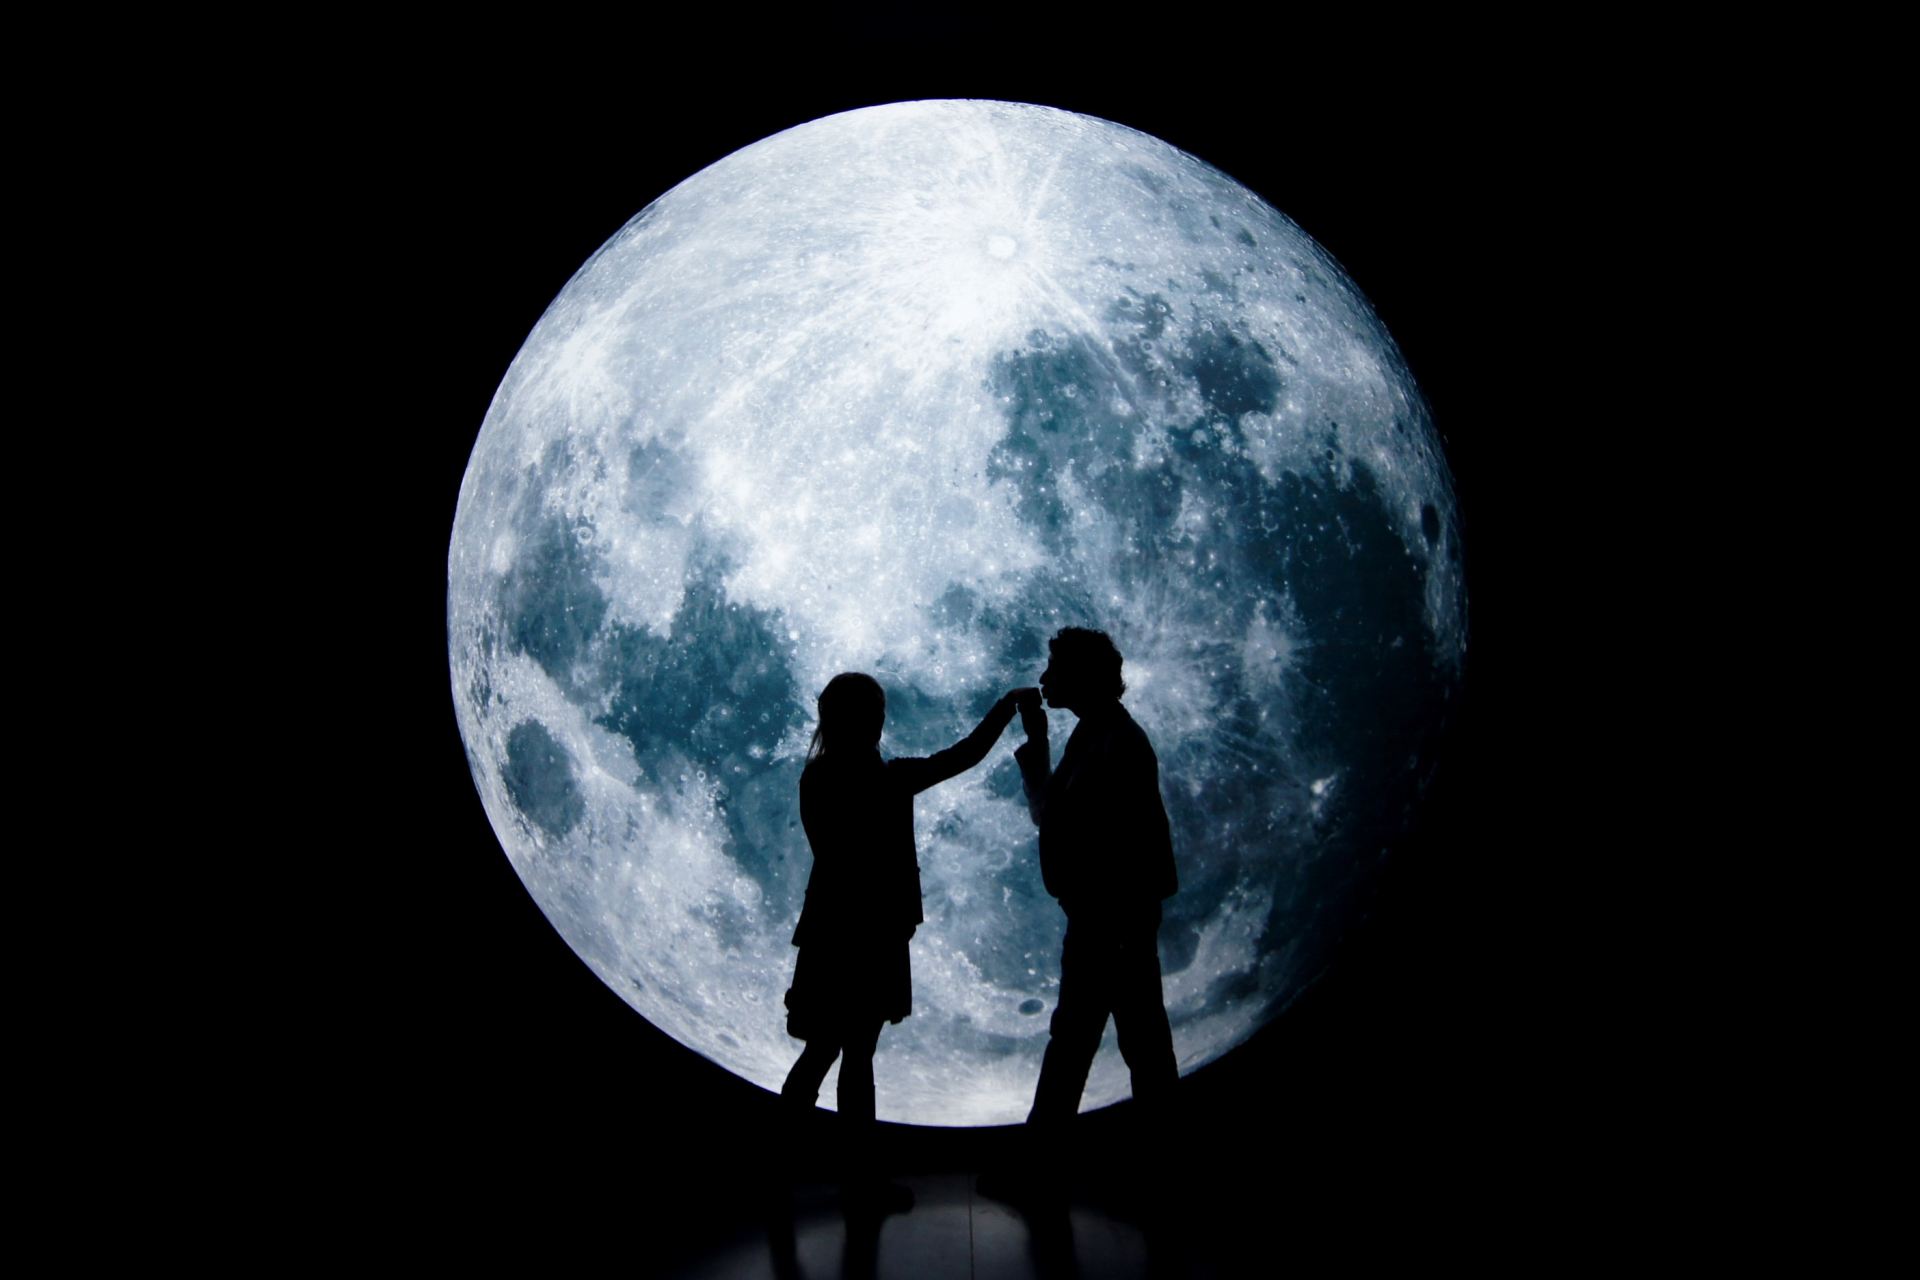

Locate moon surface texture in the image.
[448,101,1464,1126]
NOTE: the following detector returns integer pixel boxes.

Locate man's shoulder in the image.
[1110,705,1158,759]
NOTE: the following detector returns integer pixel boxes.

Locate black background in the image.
[316,37,1638,1253]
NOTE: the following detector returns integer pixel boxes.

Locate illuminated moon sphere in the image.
[448,101,1465,1125]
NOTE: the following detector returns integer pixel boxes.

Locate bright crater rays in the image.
[448,101,1464,1126]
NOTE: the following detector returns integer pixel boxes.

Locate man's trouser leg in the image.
[1113,925,1177,1104]
[1112,924,1179,1150]
[1028,919,1114,1129]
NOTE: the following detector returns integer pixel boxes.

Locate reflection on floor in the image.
[675,1173,1211,1280]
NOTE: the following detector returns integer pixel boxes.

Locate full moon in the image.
[448,101,1464,1126]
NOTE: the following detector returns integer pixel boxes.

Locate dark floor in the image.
[680,1172,1218,1279]
[303,1088,1592,1276]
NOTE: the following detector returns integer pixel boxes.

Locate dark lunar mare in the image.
[484,456,816,953]
[501,720,587,840]
[589,567,806,882]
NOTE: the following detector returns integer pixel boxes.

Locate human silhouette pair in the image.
[778,627,1179,1199]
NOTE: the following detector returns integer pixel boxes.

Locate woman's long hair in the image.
[807,672,885,763]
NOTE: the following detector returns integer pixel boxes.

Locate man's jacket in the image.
[1014,702,1177,919]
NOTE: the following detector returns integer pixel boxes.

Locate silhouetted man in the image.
[1014,627,1179,1137]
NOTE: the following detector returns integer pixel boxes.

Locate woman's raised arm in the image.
[890,688,1033,795]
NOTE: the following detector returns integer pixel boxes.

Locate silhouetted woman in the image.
[781,674,1027,1163]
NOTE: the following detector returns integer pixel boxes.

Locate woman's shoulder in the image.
[800,757,838,797]
[804,751,890,788]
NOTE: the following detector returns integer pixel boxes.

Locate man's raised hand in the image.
[1012,687,1047,741]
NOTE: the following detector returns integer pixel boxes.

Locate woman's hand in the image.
[997,687,1041,737]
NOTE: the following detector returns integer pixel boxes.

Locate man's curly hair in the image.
[1049,627,1125,699]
